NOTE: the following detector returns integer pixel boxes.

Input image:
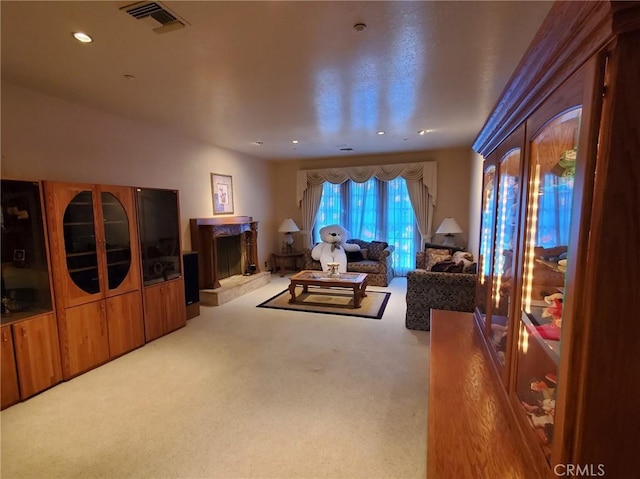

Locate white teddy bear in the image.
[311,224,361,273]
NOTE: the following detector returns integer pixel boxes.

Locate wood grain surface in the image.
[427,310,542,479]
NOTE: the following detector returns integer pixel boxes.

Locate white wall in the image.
[1,81,277,269]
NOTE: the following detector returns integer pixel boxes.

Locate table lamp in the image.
[278,218,300,253]
[436,217,463,247]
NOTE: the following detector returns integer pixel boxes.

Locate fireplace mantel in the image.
[190,217,260,289]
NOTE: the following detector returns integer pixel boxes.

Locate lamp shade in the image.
[278,218,300,233]
[436,217,463,235]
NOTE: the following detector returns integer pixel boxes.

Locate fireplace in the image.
[215,235,242,280]
[189,216,260,289]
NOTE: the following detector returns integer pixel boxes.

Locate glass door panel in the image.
[1,180,53,321]
[516,107,581,462]
[489,149,521,365]
[101,192,131,290]
[475,165,496,327]
[63,191,99,294]
[136,189,181,286]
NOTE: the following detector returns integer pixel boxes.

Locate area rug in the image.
[257,287,391,320]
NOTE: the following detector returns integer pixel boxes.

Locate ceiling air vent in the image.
[120,1,189,34]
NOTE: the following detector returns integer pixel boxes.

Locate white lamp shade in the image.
[436,217,463,235]
[278,218,300,233]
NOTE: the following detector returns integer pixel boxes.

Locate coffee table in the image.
[288,270,368,308]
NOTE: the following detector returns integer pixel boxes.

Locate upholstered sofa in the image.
[302,239,395,287]
[405,247,477,331]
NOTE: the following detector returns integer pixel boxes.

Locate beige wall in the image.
[1,81,277,270]
[1,81,480,266]
[272,147,477,250]
[467,151,485,257]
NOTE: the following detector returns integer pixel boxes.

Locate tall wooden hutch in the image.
[1,180,62,409]
[472,2,639,477]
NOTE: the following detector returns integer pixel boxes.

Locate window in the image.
[314,177,419,276]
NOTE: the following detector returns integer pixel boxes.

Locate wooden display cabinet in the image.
[1,180,62,409]
[135,188,186,342]
[474,127,525,388]
[45,181,144,378]
[12,312,63,399]
[1,325,20,409]
[142,280,186,342]
[468,2,640,477]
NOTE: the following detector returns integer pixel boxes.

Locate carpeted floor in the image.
[0,276,430,479]
[257,287,391,319]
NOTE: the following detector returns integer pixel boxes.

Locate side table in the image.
[271,252,304,277]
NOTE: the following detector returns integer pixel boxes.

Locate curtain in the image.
[299,181,323,249]
[298,162,436,276]
[297,161,437,247]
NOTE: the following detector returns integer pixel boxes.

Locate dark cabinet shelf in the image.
[107,260,130,267]
[68,265,99,274]
[66,251,97,258]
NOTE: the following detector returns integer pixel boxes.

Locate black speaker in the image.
[182,251,200,319]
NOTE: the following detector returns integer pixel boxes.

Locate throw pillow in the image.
[367,241,389,261]
[346,250,364,262]
[431,259,464,273]
[459,257,478,274]
[452,251,474,263]
[425,248,451,271]
[360,248,369,260]
[465,262,478,274]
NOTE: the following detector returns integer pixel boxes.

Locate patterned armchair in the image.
[302,239,394,287]
[405,249,477,331]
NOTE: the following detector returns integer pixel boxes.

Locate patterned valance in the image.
[296,161,437,206]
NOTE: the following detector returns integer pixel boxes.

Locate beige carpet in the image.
[257,287,390,319]
[0,276,430,479]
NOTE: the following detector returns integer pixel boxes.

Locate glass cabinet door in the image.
[136,188,182,286]
[1,180,53,321]
[515,107,581,462]
[475,164,496,327]
[488,149,522,366]
[101,192,131,290]
[63,191,100,295]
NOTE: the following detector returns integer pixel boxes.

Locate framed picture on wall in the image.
[211,173,234,215]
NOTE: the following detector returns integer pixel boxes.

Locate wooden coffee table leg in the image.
[353,281,367,308]
[353,286,362,308]
[288,282,297,303]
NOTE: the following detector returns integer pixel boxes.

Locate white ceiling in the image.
[1,1,553,161]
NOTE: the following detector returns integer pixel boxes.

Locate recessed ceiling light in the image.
[292,140,299,144]
[377,131,385,135]
[418,130,426,135]
[72,32,93,43]
[253,141,263,146]
[123,74,136,80]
